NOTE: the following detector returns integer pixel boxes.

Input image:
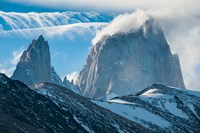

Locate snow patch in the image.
[93,100,170,128]
[188,104,200,119]
[164,101,188,119]
[106,92,118,100]
[108,99,133,105]
[141,89,165,98]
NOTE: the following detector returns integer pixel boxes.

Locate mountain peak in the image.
[92,10,155,45]
[77,14,185,99]
[39,35,44,40]
[31,35,47,47]
[11,35,62,86]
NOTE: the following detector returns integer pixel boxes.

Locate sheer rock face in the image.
[11,35,61,86]
[77,20,185,99]
[11,35,80,93]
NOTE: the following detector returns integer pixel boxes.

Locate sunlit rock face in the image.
[77,19,185,99]
[11,35,61,85]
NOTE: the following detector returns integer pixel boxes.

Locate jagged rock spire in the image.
[11,35,61,86]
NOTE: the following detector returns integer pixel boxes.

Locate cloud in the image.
[10,47,24,65]
[0,47,24,77]
[7,0,200,14]
[168,26,200,90]
[0,65,15,77]
[66,71,79,82]
[4,0,200,90]
[92,9,200,91]
[92,9,150,44]
[92,8,200,45]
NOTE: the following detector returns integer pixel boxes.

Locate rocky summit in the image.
[77,19,185,99]
[11,35,55,85]
[11,35,80,93]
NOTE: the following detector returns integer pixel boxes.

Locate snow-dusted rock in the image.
[0,73,89,132]
[93,84,200,132]
[30,82,147,132]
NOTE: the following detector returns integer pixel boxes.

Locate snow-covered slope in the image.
[30,82,147,132]
[1,73,148,132]
[0,73,89,132]
[93,84,200,132]
[0,11,113,31]
[2,72,199,132]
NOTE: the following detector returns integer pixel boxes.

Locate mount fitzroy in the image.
[77,19,185,99]
[11,35,79,93]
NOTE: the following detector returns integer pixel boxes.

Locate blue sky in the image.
[0,0,200,90]
[0,19,105,79]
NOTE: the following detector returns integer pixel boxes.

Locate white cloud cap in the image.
[66,71,79,82]
[92,9,150,45]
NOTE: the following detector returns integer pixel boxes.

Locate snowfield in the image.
[92,84,200,132]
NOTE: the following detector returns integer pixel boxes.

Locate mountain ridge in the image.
[0,73,148,132]
[93,84,200,132]
[0,73,87,132]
